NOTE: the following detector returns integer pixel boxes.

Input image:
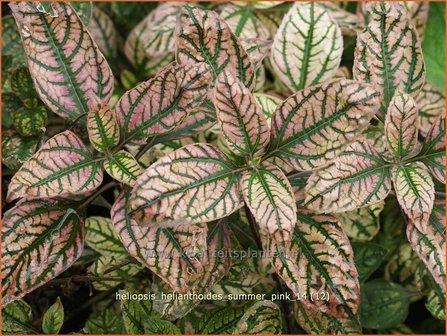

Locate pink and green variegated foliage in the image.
[2,1,445,334]
[10,2,114,121]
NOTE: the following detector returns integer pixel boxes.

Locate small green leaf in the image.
[426,290,446,320]
[10,67,37,103]
[13,105,47,137]
[103,151,143,186]
[143,316,180,334]
[2,93,24,128]
[2,299,38,334]
[360,279,410,329]
[42,297,64,334]
[352,242,388,282]
[232,301,282,334]
[1,130,39,171]
[85,307,126,334]
[120,289,155,334]
[85,216,126,257]
[87,105,120,153]
[2,16,25,67]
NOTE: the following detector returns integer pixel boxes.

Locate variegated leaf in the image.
[13,106,47,137]
[253,93,282,126]
[403,2,429,41]
[120,289,156,334]
[269,79,380,171]
[305,138,392,213]
[353,2,425,115]
[89,6,118,60]
[232,301,282,334]
[1,130,39,171]
[42,297,64,335]
[2,15,26,67]
[211,272,275,300]
[176,4,255,89]
[294,302,361,334]
[87,105,119,152]
[242,162,296,240]
[2,299,39,334]
[214,70,269,157]
[231,1,284,10]
[2,199,84,305]
[426,290,446,320]
[268,210,360,319]
[10,66,37,103]
[85,216,126,257]
[220,4,270,40]
[392,162,434,232]
[384,91,419,159]
[124,3,180,75]
[130,143,242,225]
[115,62,211,145]
[10,2,114,121]
[407,204,446,288]
[85,307,125,334]
[384,243,426,298]
[239,38,272,70]
[7,130,103,202]
[320,2,363,36]
[419,113,445,183]
[416,82,445,137]
[270,2,343,92]
[103,151,143,186]
[336,201,384,241]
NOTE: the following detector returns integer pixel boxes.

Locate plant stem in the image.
[135,136,156,160]
[103,259,136,275]
[244,205,293,334]
[78,181,117,210]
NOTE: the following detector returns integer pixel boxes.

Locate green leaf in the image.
[85,307,126,334]
[10,66,37,103]
[360,279,410,329]
[268,210,359,320]
[422,2,446,91]
[85,216,126,257]
[130,143,241,225]
[115,62,211,145]
[214,70,270,157]
[103,151,143,186]
[305,138,392,213]
[384,243,426,297]
[353,2,425,115]
[2,93,24,129]
[13,105,47,137]
[336,202,384,241]
[294,302,361,334]
[269,79,380,171]
[2,299,39,334]
[232,301,282,334]
[426,290,446,320]
[120,289,155,334]
[10,2,114,121]
[42,297,64,334]
[143,316,180,334]
[2,199,84,305]
[176,4,255,89]
[1,130,39,171]
[2,16,26,67]
[352,241,388,282]
[270,2,343,91]
[7,131,103,201]
[419,113,445,183]
[87,105,120,153]
[242,162,296,240]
